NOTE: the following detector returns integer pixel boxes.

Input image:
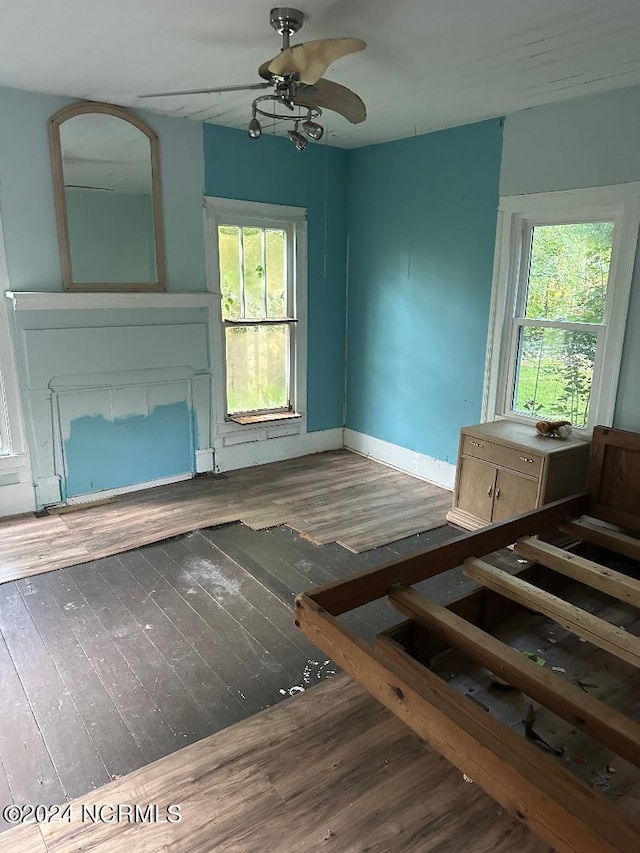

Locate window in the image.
[205,198,307,432]
[484,184,640,433]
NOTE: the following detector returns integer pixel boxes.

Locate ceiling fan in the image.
[139,7,367,148]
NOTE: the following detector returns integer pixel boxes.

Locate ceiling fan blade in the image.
[138,82,270,98]
[294,79,366,124]
[263,38,366,85]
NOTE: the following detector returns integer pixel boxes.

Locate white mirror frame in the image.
[49,101,166,292]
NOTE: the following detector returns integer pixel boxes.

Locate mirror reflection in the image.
[59,112,157,284]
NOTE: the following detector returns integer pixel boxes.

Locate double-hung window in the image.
[484,184,640,433]
[205,197,307,431]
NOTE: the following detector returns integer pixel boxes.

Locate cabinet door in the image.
[457,457,496,523]
[492,469,538,523]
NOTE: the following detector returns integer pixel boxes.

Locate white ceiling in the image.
[2,0,640,147]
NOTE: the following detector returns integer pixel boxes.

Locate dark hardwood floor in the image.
[0,521,469,830]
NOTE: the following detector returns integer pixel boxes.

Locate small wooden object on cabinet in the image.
[446,420,590,531]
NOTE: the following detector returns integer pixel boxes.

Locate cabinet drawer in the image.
[462,435,542,477]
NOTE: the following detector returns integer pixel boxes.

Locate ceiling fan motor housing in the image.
[270,7,304,37]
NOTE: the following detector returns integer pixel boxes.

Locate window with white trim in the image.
[483,184,640,433]
[205,197,307,431]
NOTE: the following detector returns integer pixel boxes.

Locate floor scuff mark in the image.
[182,558,242,599]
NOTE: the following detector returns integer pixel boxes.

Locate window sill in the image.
[0,452,28,475]
[228,411,302,426]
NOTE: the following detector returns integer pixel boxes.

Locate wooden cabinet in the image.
[447,420,590,531]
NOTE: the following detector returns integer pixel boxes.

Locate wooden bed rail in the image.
[387,586,640,765]
[295,592,640,853]
[310,492,590,615]
[464,558,640,667]
[514,536,640,607]
[295,435,640,853]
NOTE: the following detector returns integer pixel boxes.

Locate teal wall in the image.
[345,119,504,464]
[0,85,205,292]
[203,124,349,433]
[500,86,640,196]
[2,77,639,507]
[64,403,194,498]
[500,85,640,432]
[0,84,208,506]
[66,188,155,283]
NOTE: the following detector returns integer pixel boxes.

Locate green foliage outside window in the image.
[513,221,613,428]
[218,225,290,414]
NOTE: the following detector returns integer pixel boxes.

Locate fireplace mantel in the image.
[5,291,216,311]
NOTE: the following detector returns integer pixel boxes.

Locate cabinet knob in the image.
[518,456,534,463]
[470,441,483,448]
[487,486,493,497]
[495,488,501,499]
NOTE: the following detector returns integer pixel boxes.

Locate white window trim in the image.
[0,212,28,470]
[482,182,640,434]
[203,196,308,445]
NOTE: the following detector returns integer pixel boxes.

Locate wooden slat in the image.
[515,536,640,609]
[464,558,640,668]
[294,593,640,853]
[310,493,590,614]
[561,517,640,562]
[388,587,640,766]
[0,593,111,798]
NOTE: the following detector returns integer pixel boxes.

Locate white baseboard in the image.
[214,427,344,473]
[0,481,36,517]
[344,429,456,491]
[66,472,193,505]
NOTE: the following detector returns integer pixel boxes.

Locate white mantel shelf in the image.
[5,291,217,311]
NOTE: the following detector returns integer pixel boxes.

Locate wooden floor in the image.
[0,521,478,834]
[0,450,452,586]
[1,513,619,850]
[0,674,548,853]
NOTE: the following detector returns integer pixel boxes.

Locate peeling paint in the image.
[63,401,195,498]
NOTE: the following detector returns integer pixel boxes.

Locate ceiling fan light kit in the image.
[301,118,324,141]
[140,7,367,152]
[287,123,308,151]
[247,115,262,139]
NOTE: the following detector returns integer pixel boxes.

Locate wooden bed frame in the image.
[295,426,640,853]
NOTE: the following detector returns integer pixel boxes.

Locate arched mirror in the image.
[49,102,166,291]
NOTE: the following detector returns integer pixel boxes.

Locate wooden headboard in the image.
[587,426,640,534]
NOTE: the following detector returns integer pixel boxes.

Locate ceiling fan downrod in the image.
[270,7,305,50]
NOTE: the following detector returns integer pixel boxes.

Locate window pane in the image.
[266,229,286,317]
[242,227,265,318]
[525,222,614,323]
[225,325,289,414]
[218,226,242,320]
[513,326,597,428]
